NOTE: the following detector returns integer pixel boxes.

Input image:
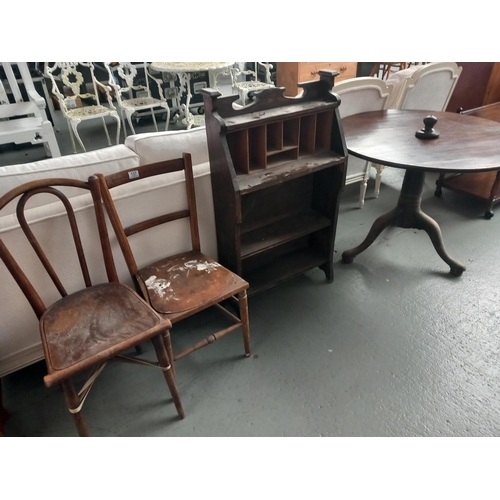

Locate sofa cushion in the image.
[125,127,209,166]
[0,145,140,215]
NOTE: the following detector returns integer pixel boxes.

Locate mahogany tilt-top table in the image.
[341,109,500,276]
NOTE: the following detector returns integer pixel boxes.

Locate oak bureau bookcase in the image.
[201,71,348,296]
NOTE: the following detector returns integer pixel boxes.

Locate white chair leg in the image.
[112,114,121,145]
[151,109,159,132]
[101,117,112,146]
[69,119,86,153]
[41,122,61,157]
[125,110,136,135]
[119,109,128,142]
[373,163,385,198]
[163,105,170,132]
[359,178,368,209]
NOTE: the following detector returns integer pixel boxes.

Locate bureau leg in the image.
[0,379,9,437]
[319,261,334,282]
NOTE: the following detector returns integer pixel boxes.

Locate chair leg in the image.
[162,330,176,380]
[60,379,90,437]
[69,119,86,153]
[151,334,185,419]
[101,117,112,146]
[373,163,385,198]
[0,380,9,437]
[151,108,159,132]
[125,110,136,135]
[163,105,170,131]
[42,122,61,157]
[113,114,121,145]
[238,290,251,357]
[67,119,79,153]
[359,177,368,209]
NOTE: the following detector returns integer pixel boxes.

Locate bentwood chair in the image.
[94,153,251,372]
[0,177,184,436]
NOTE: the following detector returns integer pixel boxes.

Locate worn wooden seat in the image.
[95,153,251,369]
[0,178,184,437]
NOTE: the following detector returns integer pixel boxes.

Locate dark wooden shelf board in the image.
[223,101,337,132]
[241,210,331,259]
[237,151,345,194]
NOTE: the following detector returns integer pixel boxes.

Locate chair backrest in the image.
[0,62,44,117]
[104,62,166,106]
[388,62,463,111]
[0,178,117,319]
[95,153,199,282]
[45,62,115,115]
[1,62,32,104]
[334,77,396,118]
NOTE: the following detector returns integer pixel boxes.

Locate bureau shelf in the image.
[241,210,332,259]
[201,72,348,295]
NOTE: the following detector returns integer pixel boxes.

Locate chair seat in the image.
[0,101,40,119]
[41,282,162,371]
[0,116,44,134]
[121,97,165,109]
[137,251,248,317]
[65,105,116,119]
[236,81,274,91]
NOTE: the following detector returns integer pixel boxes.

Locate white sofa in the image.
[0,127,217,378]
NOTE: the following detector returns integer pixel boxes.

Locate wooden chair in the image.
[0,178,184,437]
[0,62,60,158]
[94,153,251,371]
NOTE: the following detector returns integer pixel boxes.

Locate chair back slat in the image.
[1,62,23,103]
[17,187,92,293]
[0,239,46,319]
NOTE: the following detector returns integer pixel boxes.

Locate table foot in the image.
[342,207,398,263]
[415,211,466,276]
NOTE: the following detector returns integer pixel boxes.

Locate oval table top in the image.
[342,109,500,173]
[150,62,234,73]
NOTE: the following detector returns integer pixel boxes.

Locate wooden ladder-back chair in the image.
[0,178,184,437]
[94,153,251,371]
